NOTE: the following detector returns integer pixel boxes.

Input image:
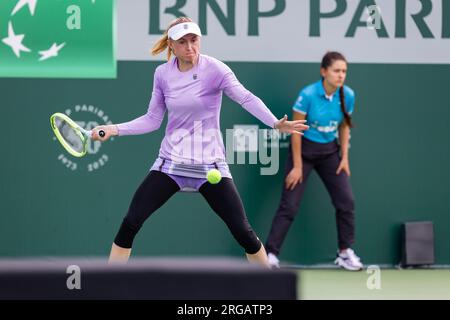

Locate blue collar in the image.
[316,80,340,101]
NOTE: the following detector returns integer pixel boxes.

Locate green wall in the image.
[1,61,449,265]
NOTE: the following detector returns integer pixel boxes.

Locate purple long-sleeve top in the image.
[117,54,278,164]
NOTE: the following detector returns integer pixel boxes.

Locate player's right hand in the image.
[285,166,303,190]
[92,125,119,142]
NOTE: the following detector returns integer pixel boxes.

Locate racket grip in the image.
[99,130,106,138]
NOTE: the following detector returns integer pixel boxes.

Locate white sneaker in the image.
[334,248,363,271]
[267,253,280,269]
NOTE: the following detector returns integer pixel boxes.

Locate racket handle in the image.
[99,130,106,138]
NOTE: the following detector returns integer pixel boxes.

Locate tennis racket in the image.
[50,112,105,157]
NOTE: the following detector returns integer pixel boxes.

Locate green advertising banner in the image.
[0,0,116,78]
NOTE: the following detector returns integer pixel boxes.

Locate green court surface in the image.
[297,269,450,300]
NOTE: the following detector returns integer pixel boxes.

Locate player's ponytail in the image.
[321,52,354,128]
[151,17,194,60]
[339,86,353,128]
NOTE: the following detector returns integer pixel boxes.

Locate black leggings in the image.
[114,170,262,254]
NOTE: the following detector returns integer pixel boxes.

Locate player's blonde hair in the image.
[151,17,194,60]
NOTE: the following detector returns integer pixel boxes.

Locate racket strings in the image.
[53,116,86,154]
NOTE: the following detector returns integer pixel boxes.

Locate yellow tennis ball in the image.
[207,169,222,184]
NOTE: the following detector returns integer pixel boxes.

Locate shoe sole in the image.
[335,258,363,271]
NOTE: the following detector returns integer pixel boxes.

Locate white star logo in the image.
[39,42,65,61]
[12,0,38,16]
[2,22,31,57]
[1,0,66,61]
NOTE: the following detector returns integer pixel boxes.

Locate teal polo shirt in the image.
[293,80,355,143]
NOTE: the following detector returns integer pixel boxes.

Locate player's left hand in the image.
[336,157,351,176]
[274,115,309,135]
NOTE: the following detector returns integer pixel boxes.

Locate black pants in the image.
[114,170,262,254]
[265,138,355,255]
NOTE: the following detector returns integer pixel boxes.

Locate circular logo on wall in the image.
[53,104,114,172]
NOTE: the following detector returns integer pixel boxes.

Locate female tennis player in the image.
[265,52,363,271]
[92,17,308,267]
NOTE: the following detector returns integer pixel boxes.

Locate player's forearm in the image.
[107,125,119,136]
[291,133,302,168]
[339,124,350,159]
[240,94,278,128]
[116,114,163,136]
[223,73,278,128]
